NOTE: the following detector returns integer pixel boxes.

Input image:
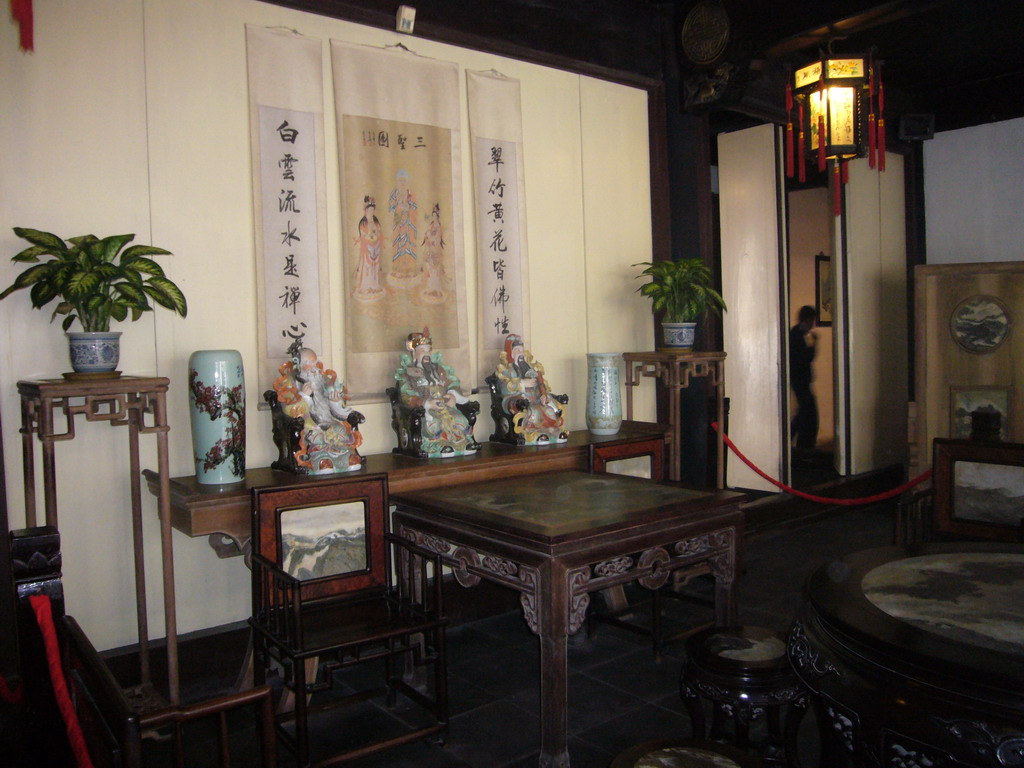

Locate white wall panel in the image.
[845,153,907,473]
[718,124,783,492]
[924,117,1024,264]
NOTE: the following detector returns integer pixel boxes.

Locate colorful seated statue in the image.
[264,346,365,474]
[486,333,569,446]
[387,327,480,458]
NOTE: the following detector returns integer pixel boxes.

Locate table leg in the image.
[536,562,570,768]
[711,545,738,626]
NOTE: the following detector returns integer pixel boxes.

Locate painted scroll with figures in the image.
[332,41,469,399]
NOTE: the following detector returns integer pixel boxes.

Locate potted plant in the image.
[633,257,727,350]
[0,227,187,374]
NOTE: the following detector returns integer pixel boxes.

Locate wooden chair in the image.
[12,526,276,768]
[249,473,448,767]
[62,615,276,768]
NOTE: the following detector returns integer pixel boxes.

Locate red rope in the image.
[10,0,34,51]
[0,674,22,704]
[28,595,95,768]
[711,422,931,505]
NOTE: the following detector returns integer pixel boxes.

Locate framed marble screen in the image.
[252,473,388,601]
[933,438,1024,541]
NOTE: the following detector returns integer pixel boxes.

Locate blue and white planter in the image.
[585,352,622,436]
[66,331,122,374]
[661,322,696,351]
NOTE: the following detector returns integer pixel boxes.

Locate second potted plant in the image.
[633,257,727,351]
[0,227,188,375]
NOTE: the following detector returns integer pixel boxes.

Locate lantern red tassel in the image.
[878,117,886,170]
[10,0,33,51]
[786,122,795,178]
[868,55,877,169]
[878,69,886,171]
[832,162,841,216]
[798,103,806,183]
[841,159,849,185]
[785,83,794,178]
[868,113,877,169]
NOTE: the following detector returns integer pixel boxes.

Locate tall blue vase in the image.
[188,350,246,484]
[586,352,622,435]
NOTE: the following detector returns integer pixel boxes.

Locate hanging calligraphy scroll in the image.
[332,41,469,400]
[467,70,530,385]
[246,26,331,393]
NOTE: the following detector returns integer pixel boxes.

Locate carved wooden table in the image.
[622,351,725,486]
[18,376,179,705]
[392,470,744,768]
[789,543,1024,768]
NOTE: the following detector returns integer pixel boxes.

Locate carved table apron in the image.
[392,470,744,768]
[789,543,1024,768]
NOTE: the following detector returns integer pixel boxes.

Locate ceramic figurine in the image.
[486,334,569,446]
[264,346,365,474]
[387,327,480,458]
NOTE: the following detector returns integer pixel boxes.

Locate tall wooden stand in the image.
[18,376,178,706]
[623,351,726,486]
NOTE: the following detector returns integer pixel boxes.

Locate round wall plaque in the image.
[950,294,1011,354]
[681,1,730,66]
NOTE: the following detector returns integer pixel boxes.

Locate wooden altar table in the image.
[392,470,744,768]
[143,422,670,558]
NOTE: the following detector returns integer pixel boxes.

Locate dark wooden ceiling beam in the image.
[760,0,955,59]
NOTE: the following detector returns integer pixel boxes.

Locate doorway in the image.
[786,186,839,489]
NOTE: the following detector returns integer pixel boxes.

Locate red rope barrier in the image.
[29,595,95,768]
[712,422,931,505]
[0,674,22,705]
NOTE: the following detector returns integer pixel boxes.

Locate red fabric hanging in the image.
[797,103,806,182]
[841,159,849,184]
[10,0,33,51]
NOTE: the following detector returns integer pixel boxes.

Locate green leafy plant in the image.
[0,227,187,332]
[633,258,727,323]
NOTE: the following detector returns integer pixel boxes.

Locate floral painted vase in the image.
[188,350,246,484]
[586,352,622,435]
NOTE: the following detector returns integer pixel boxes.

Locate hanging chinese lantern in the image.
[784,48,885,215]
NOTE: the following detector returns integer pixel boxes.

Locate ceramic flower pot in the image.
[66,331,122,374]
[661,322,696,351]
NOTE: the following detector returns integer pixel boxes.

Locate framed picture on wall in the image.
[950,386,1011,440]
[815,253,833,327]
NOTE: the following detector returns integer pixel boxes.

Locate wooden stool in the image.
[610,737,763,767]
[680,626,807,767]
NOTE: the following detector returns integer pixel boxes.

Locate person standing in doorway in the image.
[790,305,819,450]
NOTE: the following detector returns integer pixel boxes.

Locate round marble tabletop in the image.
[862,552,1024,656]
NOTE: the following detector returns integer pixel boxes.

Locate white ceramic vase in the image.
[585,352,622,435]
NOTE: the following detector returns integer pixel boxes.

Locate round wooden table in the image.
[789,543,1024,767]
